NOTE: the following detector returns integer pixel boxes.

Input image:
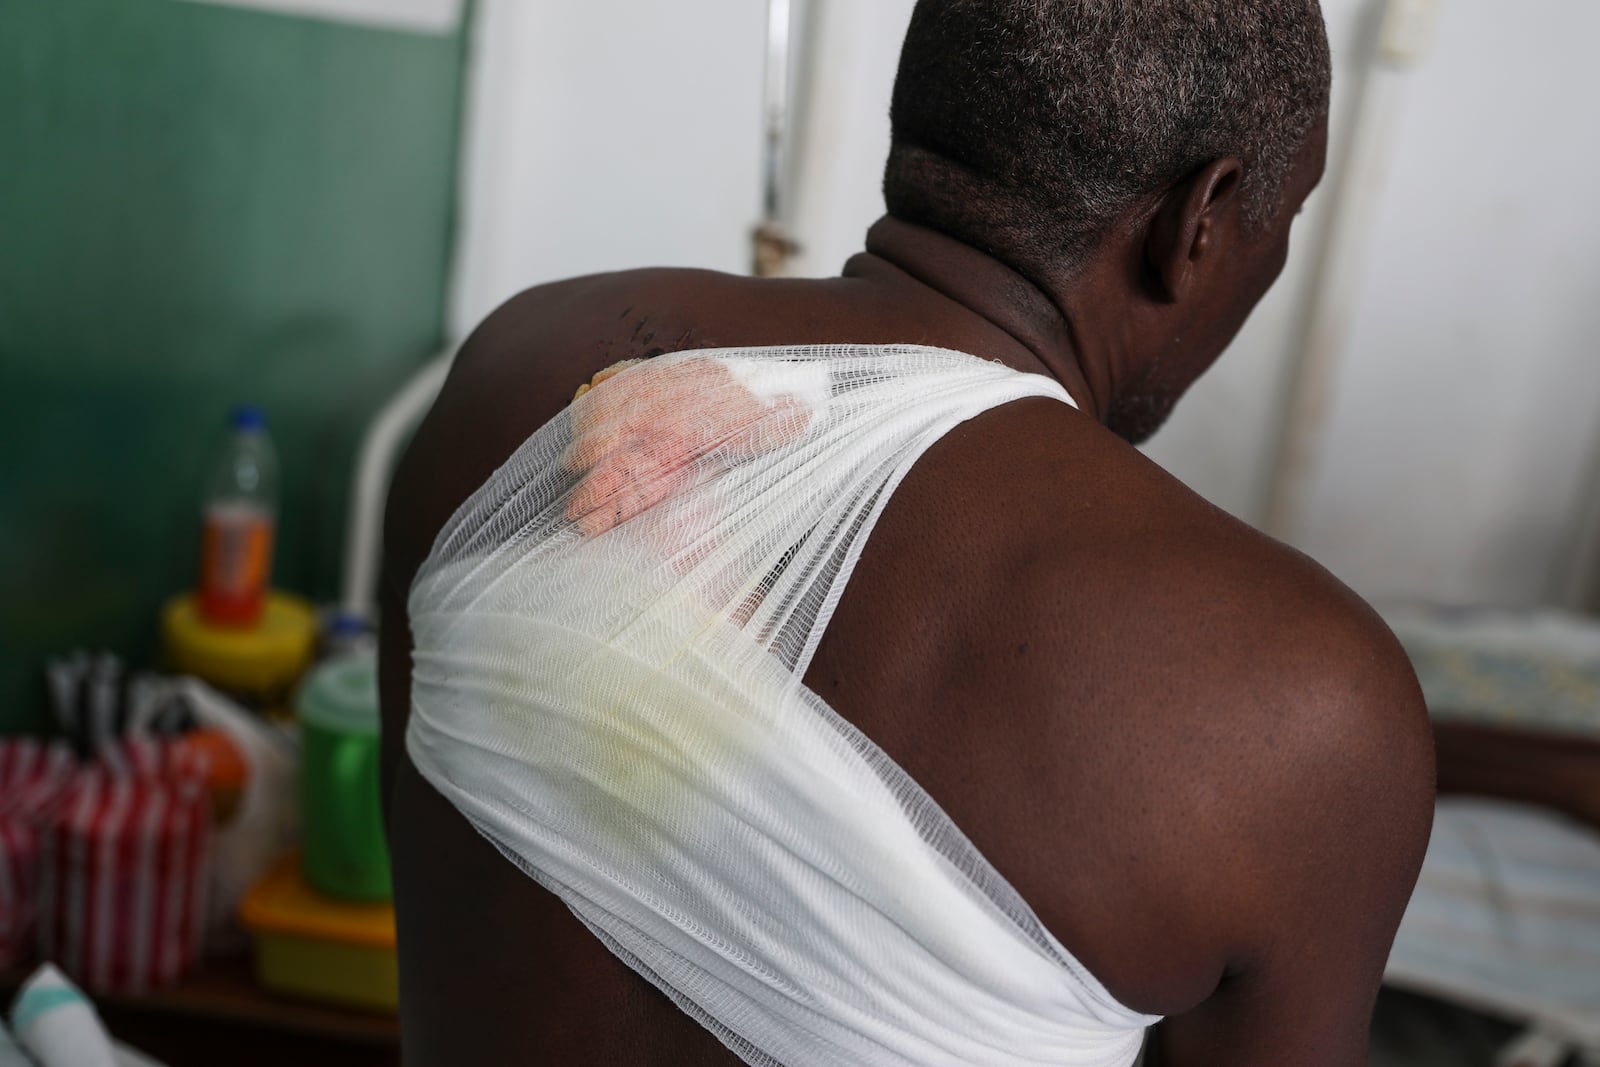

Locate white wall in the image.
[451,0,1600,610]
[450,0,767,332]
[1270,0,1600,607]
[783,0,916,278]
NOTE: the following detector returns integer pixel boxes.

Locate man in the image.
[378,1,1435,1063]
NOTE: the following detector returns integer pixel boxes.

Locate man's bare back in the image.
[379,219,1434,1064]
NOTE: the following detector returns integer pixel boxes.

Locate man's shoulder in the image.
[869,392,1426,726]
[458,266,756,375]
[981,400,1422,716]
[1036,430,1432,1005]
[1072,459,1432,979]
[1016,420,1432,827]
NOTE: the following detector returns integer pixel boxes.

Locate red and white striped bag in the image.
[37,738,212,994]
[0,740,76,969]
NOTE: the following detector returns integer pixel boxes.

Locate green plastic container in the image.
[298,650,391,902]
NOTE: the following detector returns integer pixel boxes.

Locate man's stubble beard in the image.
[1103,357,1180,445]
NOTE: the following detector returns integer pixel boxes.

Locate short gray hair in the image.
[884,0,1331,276]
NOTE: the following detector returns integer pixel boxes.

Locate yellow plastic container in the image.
[239,853,398,1012]
[162,591,316,713]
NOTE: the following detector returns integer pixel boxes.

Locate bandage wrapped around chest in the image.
[407,345,1158,1066]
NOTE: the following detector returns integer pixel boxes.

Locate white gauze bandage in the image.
[407,344,1158,1066]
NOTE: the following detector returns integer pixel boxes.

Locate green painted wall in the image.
[0,1,466,732]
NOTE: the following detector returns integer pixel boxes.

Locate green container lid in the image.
[299,650,379,735]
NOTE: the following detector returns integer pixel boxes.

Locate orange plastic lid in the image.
[175,728,249,790]
[240,852,396,950]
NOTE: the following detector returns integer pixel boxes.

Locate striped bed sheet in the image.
[1378,607,1600,1057]
[1383,606,1600,737]
[1387,799,1600,1052]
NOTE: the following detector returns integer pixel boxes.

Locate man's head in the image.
[884,0,1331,441]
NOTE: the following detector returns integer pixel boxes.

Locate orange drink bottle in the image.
[198,406,279,627]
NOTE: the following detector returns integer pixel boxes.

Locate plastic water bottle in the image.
[198,406,279,627]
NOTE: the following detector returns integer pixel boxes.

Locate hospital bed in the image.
[1383,607,1600,1067]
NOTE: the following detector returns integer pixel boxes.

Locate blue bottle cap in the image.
[230,405,267,432]
[326,612,370,637]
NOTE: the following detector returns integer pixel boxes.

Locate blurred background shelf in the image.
[0,958,399,1067]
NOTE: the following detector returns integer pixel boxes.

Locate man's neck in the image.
[844,216,1115,420]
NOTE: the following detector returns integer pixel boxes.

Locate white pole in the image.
[753,0,798,276]
[338,350,455,626]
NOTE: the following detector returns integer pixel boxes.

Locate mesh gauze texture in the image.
[407,345,1158,1065]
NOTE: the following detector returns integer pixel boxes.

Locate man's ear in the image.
[1144,158,1244,302]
